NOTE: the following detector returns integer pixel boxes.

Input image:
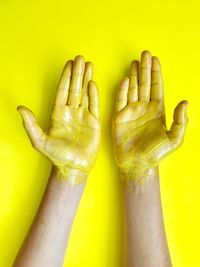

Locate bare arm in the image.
[13,166,86,267]
[13,55,100,267]
[112,50,188,267]
[122,167,171,267]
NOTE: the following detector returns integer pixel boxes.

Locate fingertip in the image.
[152,56,159,61]
[181,100,189,121]
[72,55,85,77]
[64,60,73,67]
[88,80,99,97]
[130,61,139,75]
[121,77,129,88]
[177,100,189,111]
[181,100,189,106]
[174,100,189,124]
[17,105,28,116]
[131,60,139,66]
[17,106,23,119]
[88,79,96,88]
[74,55,85,63]
[85,61,94,76]
[17,105,22,112]
[152,56,160,65]
[142,50,151,55]
[152,56,161,69]
[140,50,152,92]
[140,50,152,66]
[17,105,26,110]
[88,80,99,118]
[85,61,94,69]
[62,60,73,76]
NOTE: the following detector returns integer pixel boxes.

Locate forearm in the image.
[13,165,87,267]
[122,166,172,267]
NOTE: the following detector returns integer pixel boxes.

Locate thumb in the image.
[17,105,46,152]
[168,100,188,147]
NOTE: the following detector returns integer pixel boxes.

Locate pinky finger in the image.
[88,81,100,118]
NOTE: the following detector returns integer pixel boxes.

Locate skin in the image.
[112,50,188,267]
[13,55,100,267]
[13,51,187,267]
[17,55,100,184]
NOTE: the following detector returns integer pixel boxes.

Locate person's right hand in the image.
[17,56,101,184]
[112,51,188,180]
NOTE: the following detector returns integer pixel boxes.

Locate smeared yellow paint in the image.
[18,103,101,184]
[113,99,188,183]
[17,56,101,185]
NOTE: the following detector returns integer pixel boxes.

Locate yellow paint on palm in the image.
[17,56,100,185]
[112,51,188,183]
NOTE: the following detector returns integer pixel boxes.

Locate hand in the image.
[112,50,188,180]
[17,56,100,183]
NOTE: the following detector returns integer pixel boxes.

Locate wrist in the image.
[52,165,89,185]
[120,165,159,184]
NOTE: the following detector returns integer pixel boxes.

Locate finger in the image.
[17,105,46,151]
[81,61,93,108]
[128,60,139,103]
[54,60,73,106]
[138,50,152,101]
[150,56,163,102]
[168,100,189,147]
[88,80,100,118]
[67,55,85,107]
[115,78,129,111]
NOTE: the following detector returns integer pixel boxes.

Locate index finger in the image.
[54,60,73,106]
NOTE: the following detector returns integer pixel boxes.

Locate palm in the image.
[113,51,188,172]
[113,100,172,169]
[44,105,100,171]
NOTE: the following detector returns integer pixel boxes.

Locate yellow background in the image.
[0,0,199,266]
